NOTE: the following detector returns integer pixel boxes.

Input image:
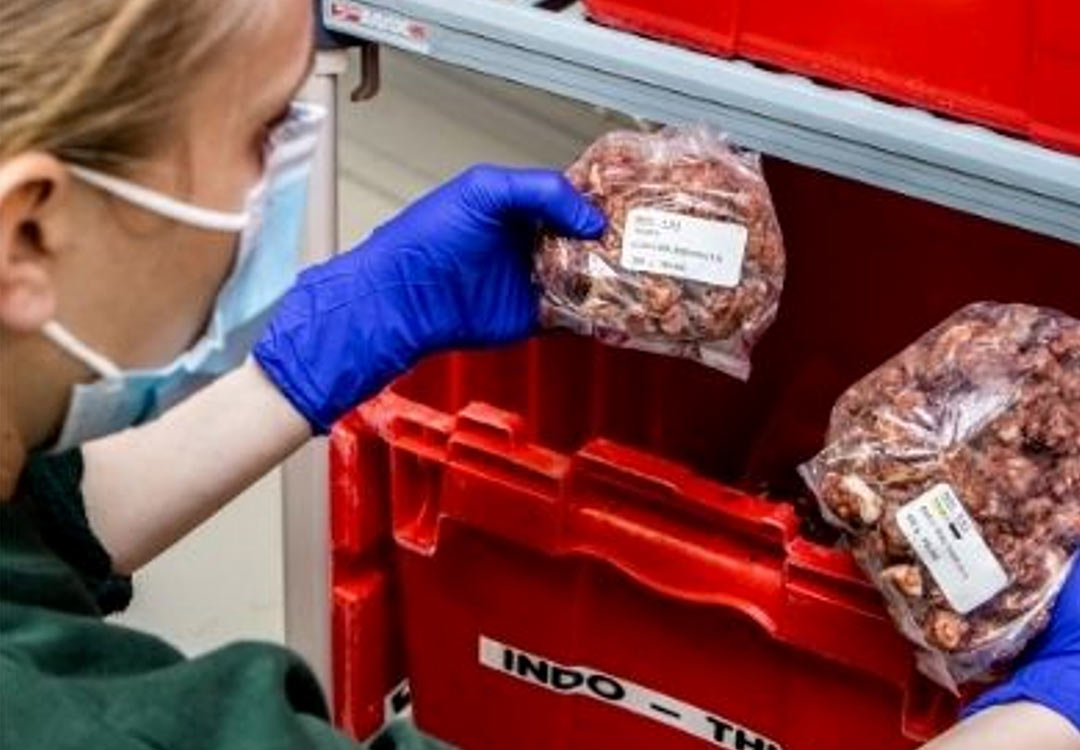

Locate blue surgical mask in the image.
[42,101,325,452]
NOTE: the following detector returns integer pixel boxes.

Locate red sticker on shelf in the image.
[326,1,432,54]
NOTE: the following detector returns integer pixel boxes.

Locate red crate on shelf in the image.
[585,0,1080,155]
[368,391,958,749]
[329,411,408,741]
[331,159,1079,748]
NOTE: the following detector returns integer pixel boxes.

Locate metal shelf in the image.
[322,0,1080,244]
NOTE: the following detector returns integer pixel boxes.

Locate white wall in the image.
[112,49,624,655]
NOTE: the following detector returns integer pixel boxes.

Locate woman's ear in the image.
[0,152,69,333]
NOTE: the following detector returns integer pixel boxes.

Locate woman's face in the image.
[1,0,314,371]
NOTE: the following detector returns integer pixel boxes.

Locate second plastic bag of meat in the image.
[537,126,785,379]
[801,302,1080,692]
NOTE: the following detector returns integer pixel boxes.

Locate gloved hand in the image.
[254,164,605,434]
[962,558,1080,732]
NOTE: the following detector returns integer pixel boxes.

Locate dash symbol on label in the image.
[649,703,682,719]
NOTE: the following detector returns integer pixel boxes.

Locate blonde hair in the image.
[0,0,255,171]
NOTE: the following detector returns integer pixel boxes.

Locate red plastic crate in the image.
[332,159,1078,747]
[585,0,1080,154]
[329,411,408,741]
[368,392,959,749]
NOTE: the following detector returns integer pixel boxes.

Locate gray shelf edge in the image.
[324,0,1080,244]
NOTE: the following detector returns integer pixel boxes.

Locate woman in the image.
[0,1,1075,748]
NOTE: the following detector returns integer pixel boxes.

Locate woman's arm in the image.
[82,359,310,574]
[921,702,1079,750]
[82,165,603,575]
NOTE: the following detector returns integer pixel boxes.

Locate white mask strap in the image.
[68,165,249,233]
[42,321,123,379]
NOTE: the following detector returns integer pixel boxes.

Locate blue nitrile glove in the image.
[254,164,605,434]
[962,557,1080,732]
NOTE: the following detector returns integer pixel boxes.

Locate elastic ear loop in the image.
[68,165,249,232]
[41,321,123,379]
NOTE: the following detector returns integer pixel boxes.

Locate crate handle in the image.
[557,442,794,634]
[565,502,786,635]
[398,402,794,633]
[573,439,796,547]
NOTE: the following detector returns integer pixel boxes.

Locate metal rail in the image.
[321,0,1080,244]
[283,48,351,700]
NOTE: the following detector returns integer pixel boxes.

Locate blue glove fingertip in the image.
[500,167,606,239]
[551,172,606,238]
[550,174,605,239]
[578,201,607,239]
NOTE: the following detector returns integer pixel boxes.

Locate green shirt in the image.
[0,451,358,749]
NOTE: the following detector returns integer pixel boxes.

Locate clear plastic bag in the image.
[800,302,1080,692]
[536,125,785,379]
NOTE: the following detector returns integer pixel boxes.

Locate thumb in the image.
[496,167,606,239]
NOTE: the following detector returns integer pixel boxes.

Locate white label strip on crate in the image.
[383,679,413,723]
[480,636,783,750]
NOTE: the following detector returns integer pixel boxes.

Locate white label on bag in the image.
[479,636,783,750]
[620,208,747,287]
[896,483,1008,614]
